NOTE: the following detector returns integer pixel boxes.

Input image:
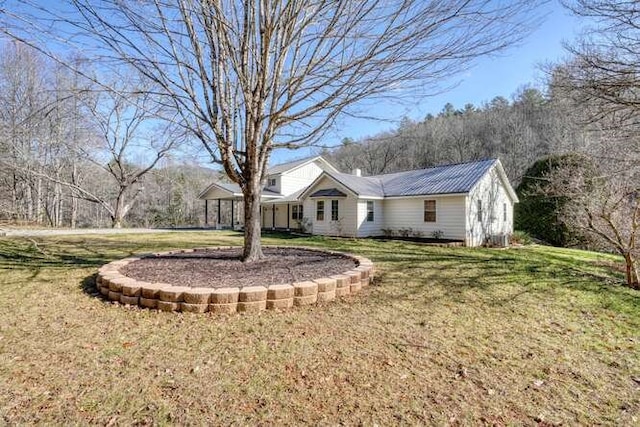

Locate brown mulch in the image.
[120,247,357,289]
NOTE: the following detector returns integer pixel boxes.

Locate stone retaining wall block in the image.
[140,297,158,309]
[266,298,294,310]
[181,302,209,313]
[330,274,351,288]
[121,283,141,297]
[335,286,351,297]
[317,290,336,303]
[293,281,318,297]
[183,288,212,304]
[158,286,191,302]
[350,281,362,294]
[314,277,336,293]
[211,288,240,304]
[267,284,294,300]
[141,283,167,299]
[294,294,318,306]
[237,300,267,312]
[157,301,180,312]
[209,302,238,314]
[345,270,362,284]
[239,286,268,303]
[120,295,139,305]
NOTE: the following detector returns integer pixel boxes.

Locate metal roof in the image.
[198,181,283,199]
[323,159,498,197]
[309,188,347,198]
[379,158,497,196]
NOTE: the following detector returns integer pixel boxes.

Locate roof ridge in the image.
[366,158,497,179]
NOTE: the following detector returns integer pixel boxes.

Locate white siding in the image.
[356,199,384,237]
[465,167,515,246]
[262,205,275,228]
[280,162,324,196]
[301,176,358,237]
[382,196,467,240]
[264,176,281,194]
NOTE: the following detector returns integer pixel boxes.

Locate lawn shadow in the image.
[80,273,105,300]
[365,243,640,315]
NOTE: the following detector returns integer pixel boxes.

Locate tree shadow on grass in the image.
[366,244,640,316]
[80,273,103,299]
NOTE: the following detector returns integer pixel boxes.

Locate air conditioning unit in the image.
[491,234,509,247]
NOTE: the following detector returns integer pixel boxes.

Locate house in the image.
[198,156,518,246]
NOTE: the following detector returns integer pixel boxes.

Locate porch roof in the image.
[198,182,283,201]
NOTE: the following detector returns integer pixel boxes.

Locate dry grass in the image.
[0,231,638,425]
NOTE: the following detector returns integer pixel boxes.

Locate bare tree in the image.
[60,79,181,228]
[545,153,639,289]
[2,0,544,260]
[560,0,640,121]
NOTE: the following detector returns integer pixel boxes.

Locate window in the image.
[477,200,482,222]
[331,200,339,221]
[503,203,507,222]
[292,204,303,221]
[366,201,374,222]
[316,201,324,221]
[268,178,276,187]
[424,200,436,222]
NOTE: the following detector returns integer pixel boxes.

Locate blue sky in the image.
[269,1,585,165]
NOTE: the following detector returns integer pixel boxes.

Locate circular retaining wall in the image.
[95,246,374,314]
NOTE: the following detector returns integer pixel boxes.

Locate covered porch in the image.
[261,201,305,231]
[199,182,282,230]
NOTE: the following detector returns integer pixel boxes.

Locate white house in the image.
[198,156,518,246]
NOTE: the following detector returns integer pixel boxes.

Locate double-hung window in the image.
[316,201,324,221]
[424,200,436,222]
[331,200,339,221]
[366,201,374,222]
[292,205,303,220]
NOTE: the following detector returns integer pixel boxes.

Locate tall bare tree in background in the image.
[63,78,182,228]
[2,0,544,260]
[537,0,640,288]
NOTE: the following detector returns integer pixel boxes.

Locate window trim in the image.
[316,200,324,221]
[366,200,374,222]
[268,178,276,187]
[424,200,436,222]
[331,199,339,221]
[292,204,304,221]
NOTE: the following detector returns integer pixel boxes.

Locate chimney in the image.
[352,168,362,177]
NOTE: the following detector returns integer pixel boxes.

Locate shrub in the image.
[515,154,595,246]
[510,230,533,245]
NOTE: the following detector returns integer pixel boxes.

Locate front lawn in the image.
[0,231,638,424]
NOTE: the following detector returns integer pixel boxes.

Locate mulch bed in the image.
[120,247,357,289]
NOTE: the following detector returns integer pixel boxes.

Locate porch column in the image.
[272,205,275,230]
[287,204,290,230]
[217,199,221,227]
[231,200,235,229]
[204,199,208,226]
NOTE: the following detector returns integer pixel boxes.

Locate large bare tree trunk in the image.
[242,180,264,262]
[623,252,639,290]
[111,193,125,228]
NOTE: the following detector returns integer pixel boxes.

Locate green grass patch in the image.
[0,231,638,424]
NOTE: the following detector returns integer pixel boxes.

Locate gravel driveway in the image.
[0,228,212,237]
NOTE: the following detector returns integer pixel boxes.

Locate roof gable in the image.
[267,155,338,176]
